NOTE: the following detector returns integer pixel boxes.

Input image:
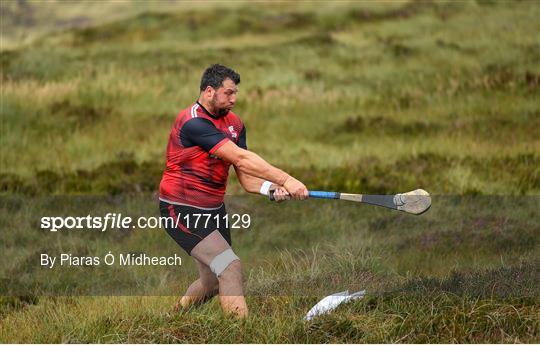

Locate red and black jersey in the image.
[159,102,247,208]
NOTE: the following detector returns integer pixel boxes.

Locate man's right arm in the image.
[213,141,308,199]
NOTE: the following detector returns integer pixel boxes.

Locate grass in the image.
[0,195,538,342]
[1,0,539,343]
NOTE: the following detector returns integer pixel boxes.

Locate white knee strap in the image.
[209,249,240,277]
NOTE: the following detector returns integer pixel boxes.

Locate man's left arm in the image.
[234,167,273,194]
[234,167,289,201]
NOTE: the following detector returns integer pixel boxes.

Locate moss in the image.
[394,261,540,298]
[49,100,111,126]
[337,116,441,135]
[0,173,27,194]
[0,295,39,317]
[347,1,424,22]
[0,49,20,74]
[34,170,61,193]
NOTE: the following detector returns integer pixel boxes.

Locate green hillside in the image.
[2,0,539,195]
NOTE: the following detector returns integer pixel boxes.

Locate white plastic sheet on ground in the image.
[304,290,366,321]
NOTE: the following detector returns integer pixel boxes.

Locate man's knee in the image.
[209,248,240,278]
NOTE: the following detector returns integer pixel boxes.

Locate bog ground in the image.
[1,0,539,343]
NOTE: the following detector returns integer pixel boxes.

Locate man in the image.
[159,64,308,318]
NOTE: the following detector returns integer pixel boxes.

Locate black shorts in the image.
[159,200,231,255]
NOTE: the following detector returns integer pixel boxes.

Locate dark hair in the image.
[199,64,240,92]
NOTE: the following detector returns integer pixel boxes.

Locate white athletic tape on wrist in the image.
[209,248,240,277]
[259,181,273,196]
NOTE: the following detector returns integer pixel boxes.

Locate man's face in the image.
[208,78,238,116]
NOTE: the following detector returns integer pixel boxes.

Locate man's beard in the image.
[210,96,230,117]
[216,107,229,117]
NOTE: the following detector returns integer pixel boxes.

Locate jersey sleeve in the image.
[237,126,247,150]
[180,118,229,153]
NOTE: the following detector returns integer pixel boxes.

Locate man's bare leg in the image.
[176,259,219,310]
[218,260,248,318]
[190,230,248,318]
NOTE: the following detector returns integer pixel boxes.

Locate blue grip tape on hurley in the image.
[308,191,340,199]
